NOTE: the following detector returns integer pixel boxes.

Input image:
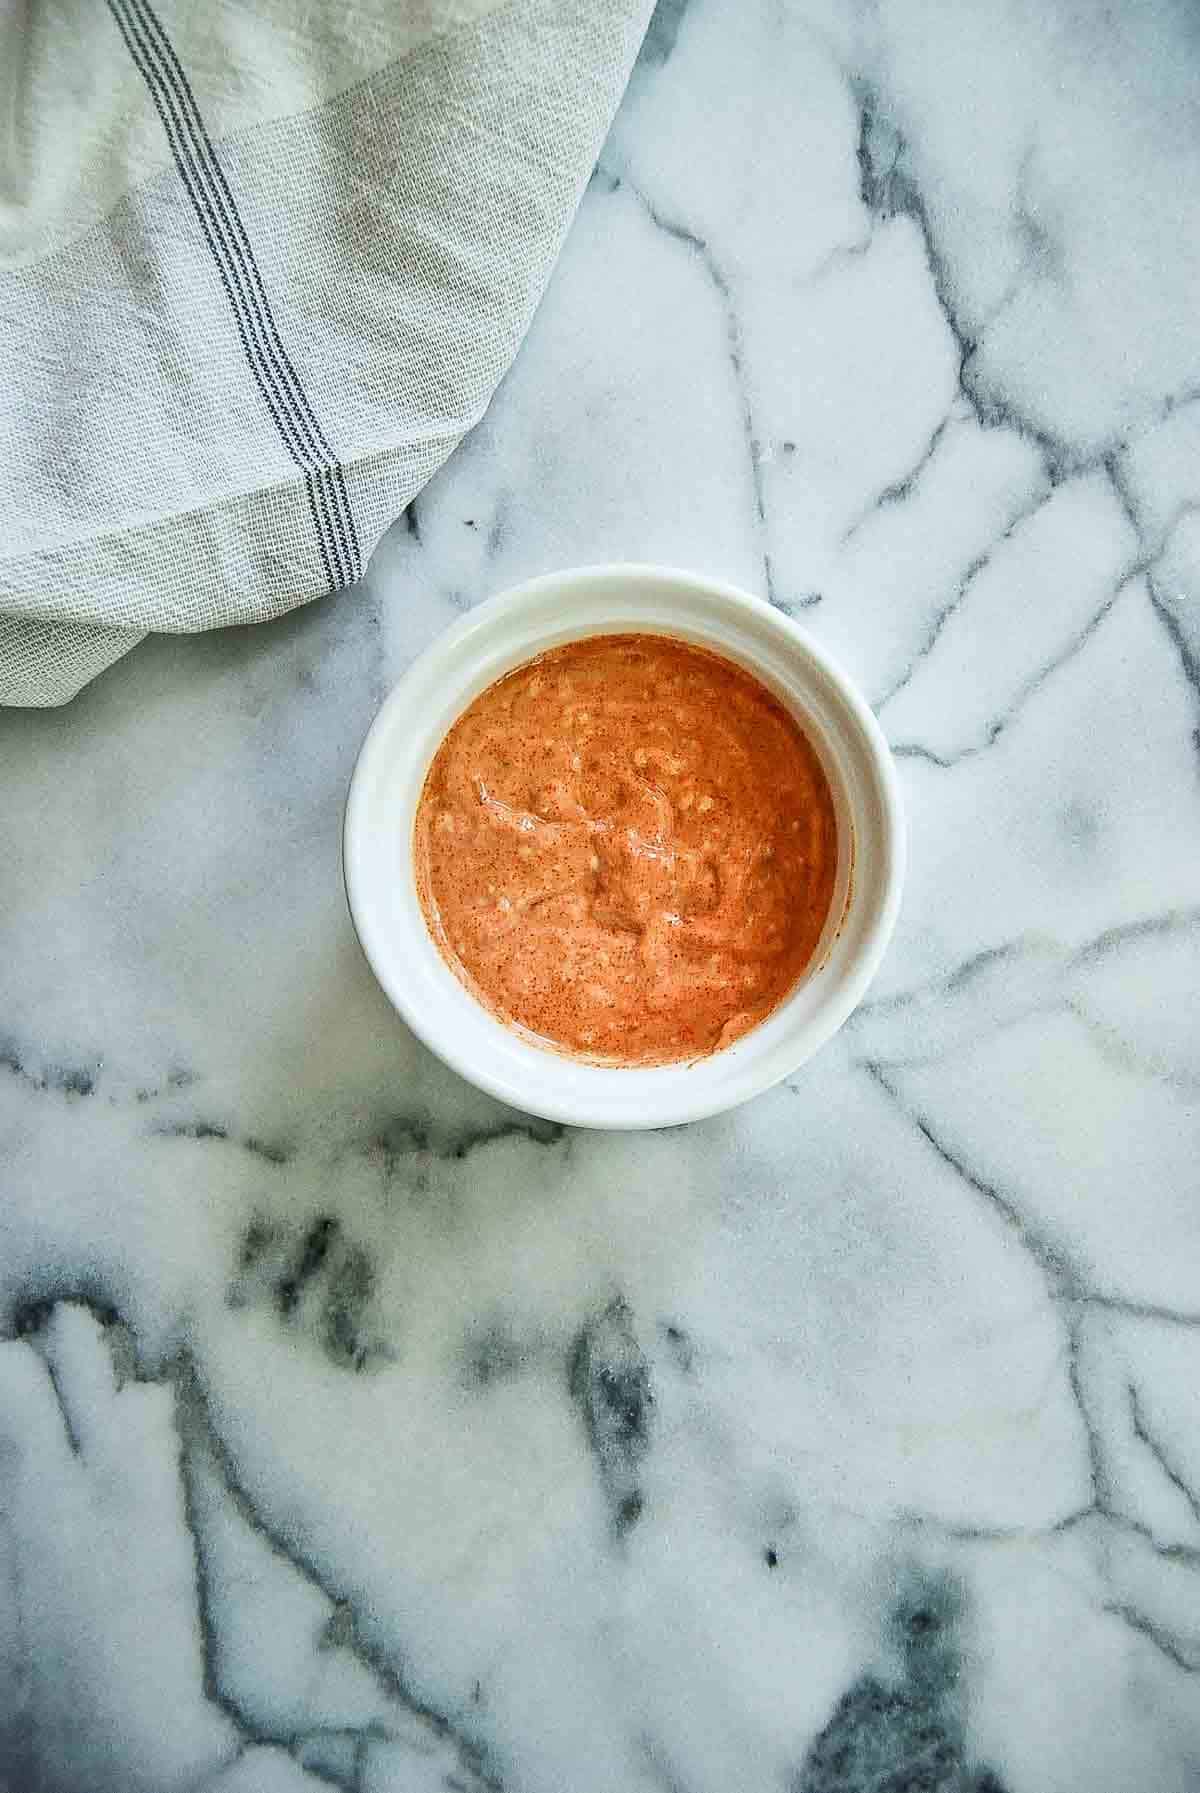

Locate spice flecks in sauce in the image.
[413,635,838,1066]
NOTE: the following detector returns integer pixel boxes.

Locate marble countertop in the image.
[3,1,1200,1789]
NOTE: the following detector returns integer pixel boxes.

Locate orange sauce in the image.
[413,634,838,1065]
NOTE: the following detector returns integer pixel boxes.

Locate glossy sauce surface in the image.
[413,635,838,1065]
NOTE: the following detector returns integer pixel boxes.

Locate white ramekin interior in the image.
[343,565,904,1129]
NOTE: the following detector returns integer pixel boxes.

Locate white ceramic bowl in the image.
[344,564,904,1129]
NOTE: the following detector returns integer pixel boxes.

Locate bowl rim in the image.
[343,562,905,1128]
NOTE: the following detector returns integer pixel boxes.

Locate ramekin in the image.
[343,564,904,1129]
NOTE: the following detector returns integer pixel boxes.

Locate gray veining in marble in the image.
[3,1,1200,1789]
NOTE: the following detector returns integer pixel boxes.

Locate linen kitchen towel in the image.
[0,0,653,705]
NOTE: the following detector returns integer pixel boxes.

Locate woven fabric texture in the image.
[0,0,651,704]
